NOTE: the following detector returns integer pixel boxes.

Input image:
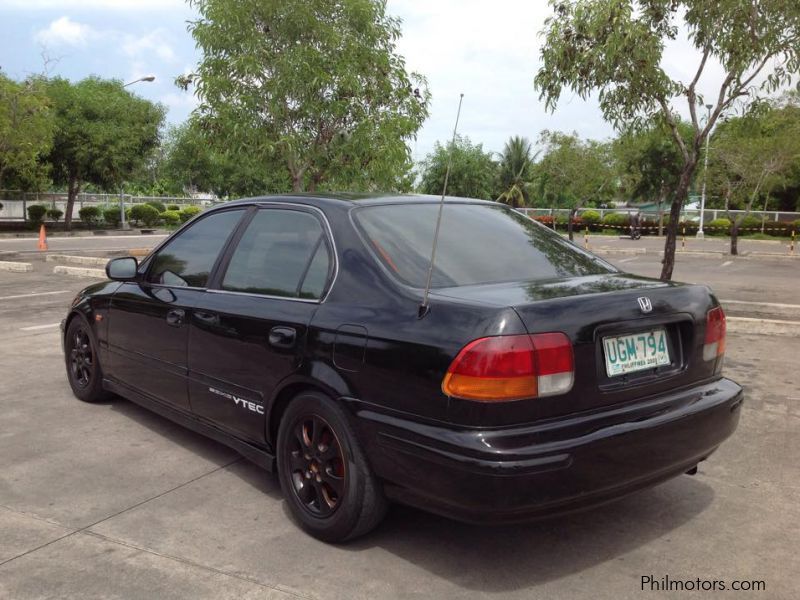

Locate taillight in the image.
[703,306,726,362]
[442,333,574,402]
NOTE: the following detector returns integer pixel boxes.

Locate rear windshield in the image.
[353,203,615,288]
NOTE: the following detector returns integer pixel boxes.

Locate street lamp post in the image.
[119,76,155,229]
[123,75,155,88]
[697,103,713,239]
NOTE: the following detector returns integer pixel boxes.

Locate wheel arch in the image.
[267,377,351,448]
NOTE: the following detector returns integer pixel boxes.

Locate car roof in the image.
[215,193,497,210]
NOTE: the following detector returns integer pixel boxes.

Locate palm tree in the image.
[497,136,536,207]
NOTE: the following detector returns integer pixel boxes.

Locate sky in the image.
[0,0,735,161]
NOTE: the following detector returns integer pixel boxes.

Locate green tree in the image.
[185,0,430,193]
[418,135,498,200]
[46,77,166,229]
[160,120,290,198]
[0,73,53,191]
[532,130,615,240]
[707,95,800,254]
[497,136,536,207]
[535,0,800,280]
[612,119,693,235]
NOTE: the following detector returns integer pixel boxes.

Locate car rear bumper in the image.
[351,377,743,523]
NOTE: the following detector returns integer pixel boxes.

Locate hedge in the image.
[160,210,181,226]
[46,207,63,222]
[101,206,121,228]
[27,204,48,223]
[706,218,731,235]
[145,200,167,214]
[129,204,160,227]
[602,213,630,228]
[581,210,601,231]
[178,205,202,223]
[78,206,102,228]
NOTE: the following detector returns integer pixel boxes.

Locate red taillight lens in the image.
[703,306,726,362]
[442,333,574,402]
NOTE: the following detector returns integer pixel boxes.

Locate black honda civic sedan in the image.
[62,194,742,542]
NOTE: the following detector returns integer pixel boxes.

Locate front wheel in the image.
[276,391,387,542]
[65,316,111,403]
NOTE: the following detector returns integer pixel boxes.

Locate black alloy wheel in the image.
[69,326,94,388]
[287,414,346,518]
[277,391,387,542]
[65,316,111,403]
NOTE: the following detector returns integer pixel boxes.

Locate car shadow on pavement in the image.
[108,396,715,594]
[346,476,716,593]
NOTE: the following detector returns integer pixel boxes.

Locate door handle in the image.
[194,311,220,327]
[166,308,185,327]
[269,326,297,349]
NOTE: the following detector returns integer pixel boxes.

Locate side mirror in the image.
[106,257,139,281]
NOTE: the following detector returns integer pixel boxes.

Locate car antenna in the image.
[419,93,464,319]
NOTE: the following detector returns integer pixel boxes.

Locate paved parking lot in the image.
[1,253,799,599]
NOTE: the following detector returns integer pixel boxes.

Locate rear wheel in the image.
[65,317,111,403]
[276,391,387,542]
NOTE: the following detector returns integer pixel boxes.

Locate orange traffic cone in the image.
[38,223,48,251]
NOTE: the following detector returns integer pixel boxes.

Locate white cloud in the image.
[34,16,94,47]
[122,30,178,64]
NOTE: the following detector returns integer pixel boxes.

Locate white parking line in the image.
[721,260,733,267]
[0,290,70,301]
[618,257,638,263]
[19,322,61,331]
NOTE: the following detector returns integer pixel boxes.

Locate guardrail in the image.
[517,207,800,223]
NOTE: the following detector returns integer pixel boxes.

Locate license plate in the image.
[603,329,670,377]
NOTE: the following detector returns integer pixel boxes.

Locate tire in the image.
[276,391,387,542]
[64,316,111,403]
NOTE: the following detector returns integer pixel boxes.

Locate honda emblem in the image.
[637,297,653,313]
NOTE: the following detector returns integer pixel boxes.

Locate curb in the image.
[0,260,33,273]
[592,248,648,255]
[727,316,800,337]
[722,300,800,320]
[53,265,106,279]
[45,254,109,267]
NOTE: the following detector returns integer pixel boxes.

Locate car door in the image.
[187,206,334,443]
[107,208,247,411]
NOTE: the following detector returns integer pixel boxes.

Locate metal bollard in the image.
[584,226,589,249]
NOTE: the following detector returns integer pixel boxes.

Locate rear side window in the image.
[222,209,331,299]
[353,203,614,288]
[147,209,243,288]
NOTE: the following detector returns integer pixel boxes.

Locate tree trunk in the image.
[567,208,577,241]
[730,219,739,256]
[659,167,695,281]
[291,172,303,192]
[63,175,80,231]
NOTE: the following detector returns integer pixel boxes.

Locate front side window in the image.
[147,209,244,288]
[222,209,332,300]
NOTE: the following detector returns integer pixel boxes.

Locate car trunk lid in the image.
[432,273,720,420]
